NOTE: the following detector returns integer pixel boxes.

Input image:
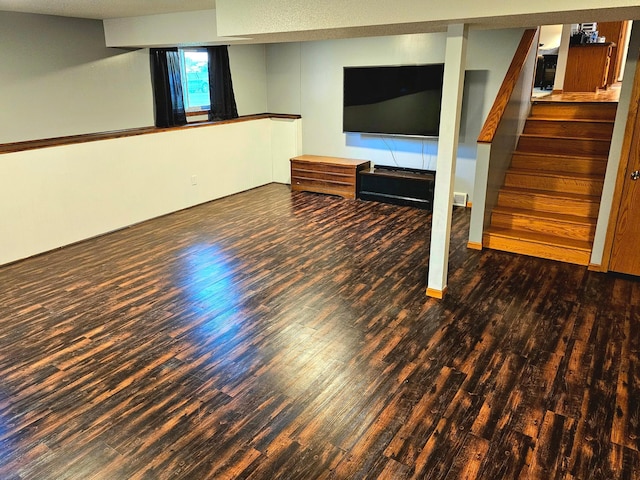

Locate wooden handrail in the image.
[0,113,301,155]
[477,29,538,144]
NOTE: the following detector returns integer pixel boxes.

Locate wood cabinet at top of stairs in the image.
[564,43,614,93]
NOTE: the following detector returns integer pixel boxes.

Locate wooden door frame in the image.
[601,48,640,271]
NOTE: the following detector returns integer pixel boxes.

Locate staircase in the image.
[483,101,617,265]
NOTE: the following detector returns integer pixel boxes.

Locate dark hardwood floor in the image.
[1,183,639,479]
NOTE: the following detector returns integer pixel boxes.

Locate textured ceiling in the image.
[1,0,636,45]
[0,0,215,19]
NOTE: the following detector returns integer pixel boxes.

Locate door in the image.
[610,112,640,275]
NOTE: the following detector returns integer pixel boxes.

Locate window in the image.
[150,45,236,127]
[179,49,210,112]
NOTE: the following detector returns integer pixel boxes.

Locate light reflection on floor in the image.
[176,243,365,400]
[177,244,245,363]
[181,244,239,312]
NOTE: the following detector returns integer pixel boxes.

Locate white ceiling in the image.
[0,0,216,19]
[1,0,636,46]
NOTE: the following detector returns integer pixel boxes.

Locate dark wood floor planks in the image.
[0,182,639,479]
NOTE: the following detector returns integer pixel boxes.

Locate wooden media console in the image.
[290,155,435,209]
[290,155,370,199]
[359,166,435,210]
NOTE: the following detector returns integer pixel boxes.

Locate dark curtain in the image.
[150,48,187,128]
[207,46,238,121]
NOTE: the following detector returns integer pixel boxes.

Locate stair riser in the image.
[504,172,603,195]
[529,103,617,120]
[523,120,614,140]
[517,136,611,157]
[485,101,612,264]
[483,233,591,265]
[497,191,600,218]
[491,212,595,241]
[510,154,607,176]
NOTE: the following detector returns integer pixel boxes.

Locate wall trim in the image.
[0,113,301,155]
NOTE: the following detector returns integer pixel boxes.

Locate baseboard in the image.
[467,241,483,250]
[426,286,448,299]
[588,263,606,272]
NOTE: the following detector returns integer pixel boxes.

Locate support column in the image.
[553,24,572,92]
[426,23,468,299]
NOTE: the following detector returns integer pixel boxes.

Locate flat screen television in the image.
[343,64,444,138]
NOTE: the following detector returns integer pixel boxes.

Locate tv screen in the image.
[343,64,444,137]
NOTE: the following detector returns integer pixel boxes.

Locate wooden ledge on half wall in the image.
[0,113,302,155]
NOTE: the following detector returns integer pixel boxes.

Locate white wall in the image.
[230,45,269,115]
[469,29,540,245]
[552,25,572,91]
[0,11,287,266]
[539,24,563,49]
[0,11,269,144]
[460,29,527,199]
[267,43,302,114]
[0,119,301,266]
[104,9,240,48]
[266,29,523,200]
[0,11,154,144]
[271,118,303,183]
[298,34,444,174]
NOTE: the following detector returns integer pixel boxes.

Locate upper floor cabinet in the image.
[563,21,629,93]
[564,42,614,92]
[598,21,629,86]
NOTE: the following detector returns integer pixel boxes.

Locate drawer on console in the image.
[290,161,355,176]
[291,176,353,189]
[291,168,355,182]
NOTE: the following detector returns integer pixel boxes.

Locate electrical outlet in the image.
[191,175,197,186]
[453,192,467,207]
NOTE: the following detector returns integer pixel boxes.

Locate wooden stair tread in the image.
[511,152,608,161]
[506,168,604,181]
[484,100,612,265]
[526,117,614,124]
[532,100,617,105]
[522,119,614,140]
[484,226,592,251]
[491,206,595,225]
[529,102,618,121]
[519,133,612,142]
[499,186,601,202]
[531,101,618,108]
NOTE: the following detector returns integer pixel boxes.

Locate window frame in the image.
[178,47,211,114]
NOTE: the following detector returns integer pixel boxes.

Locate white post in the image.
[427,23,468,299]
[553,24,572,92]
[468,142,491,248]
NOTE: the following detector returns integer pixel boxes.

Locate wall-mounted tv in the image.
[343,64,444,138]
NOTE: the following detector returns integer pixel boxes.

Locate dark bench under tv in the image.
[358,166,435,210]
